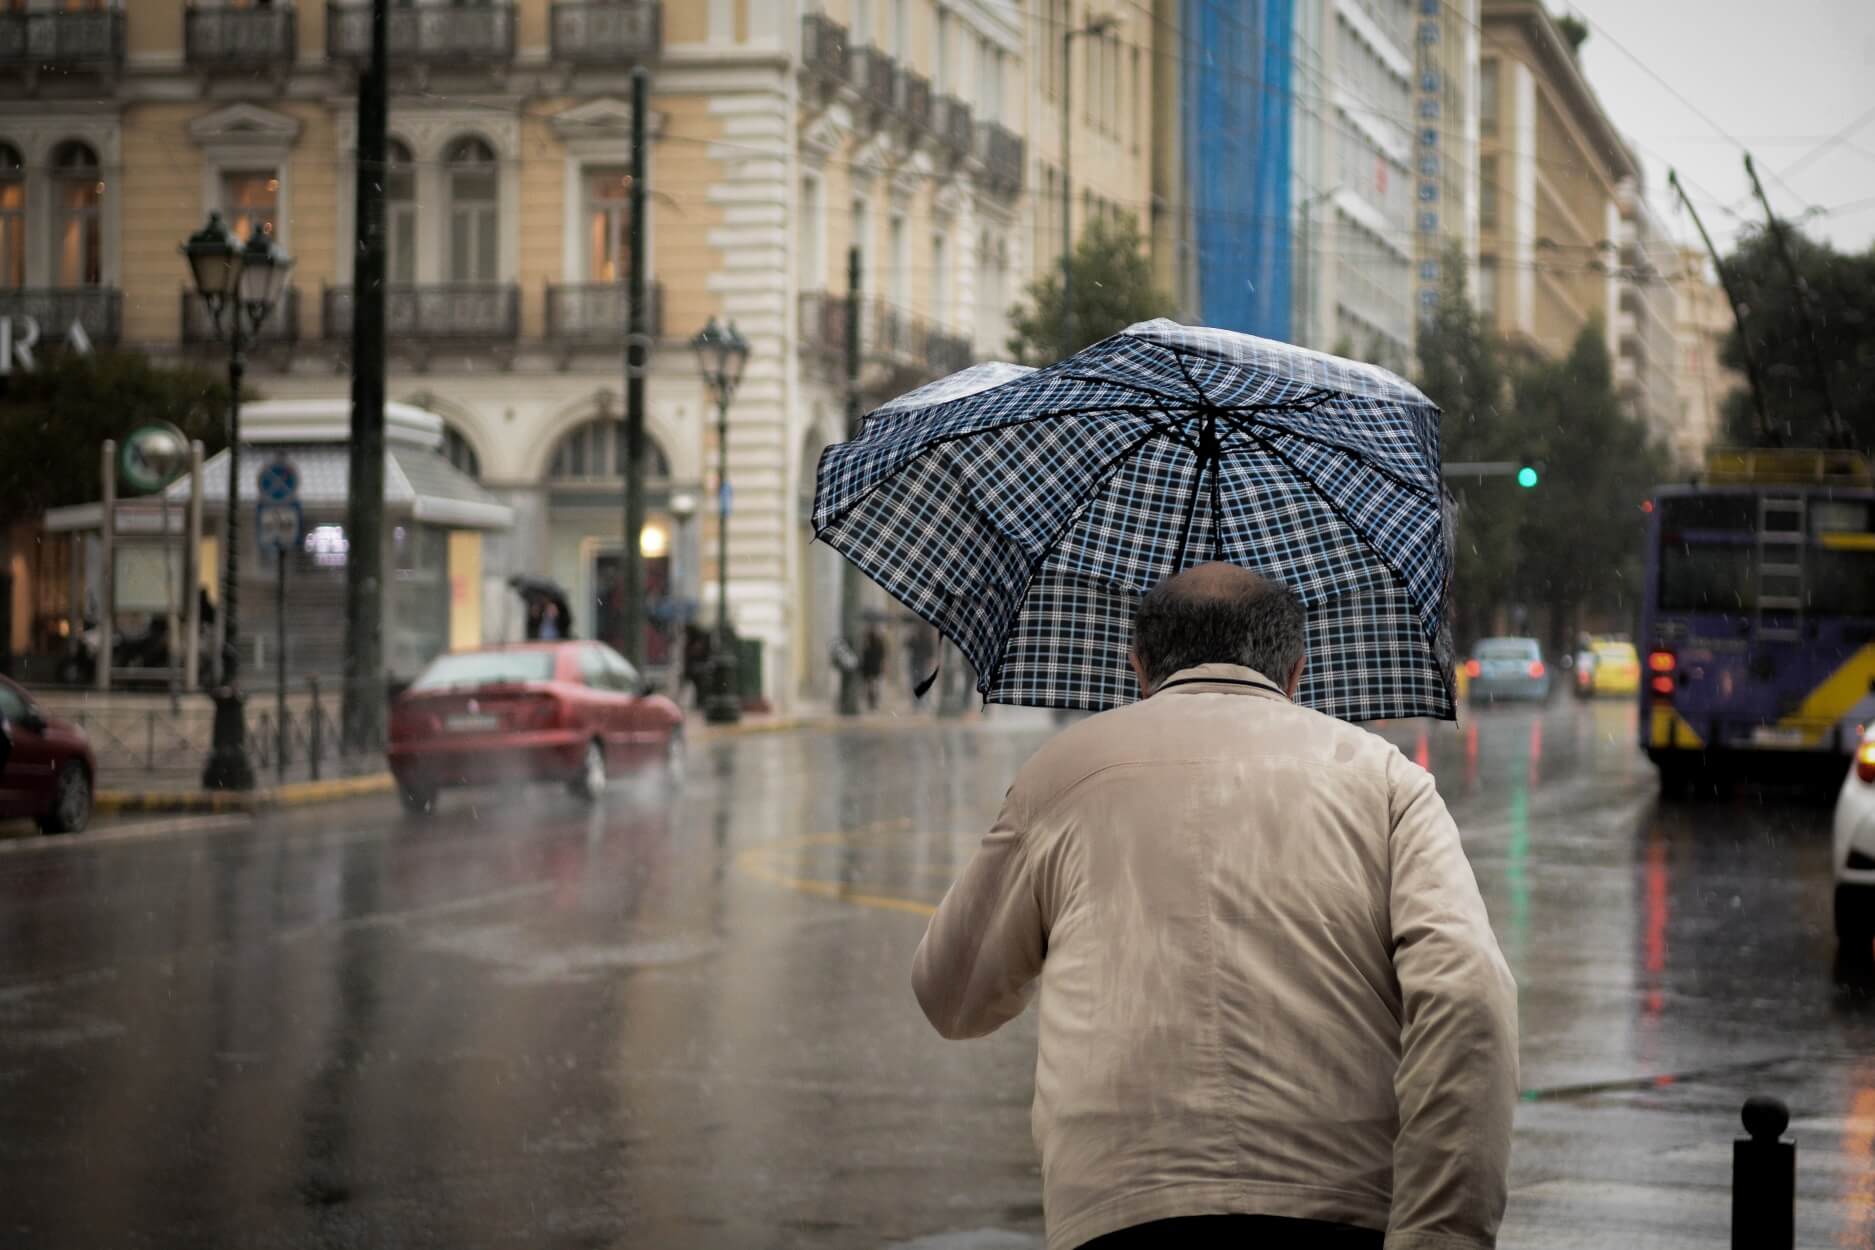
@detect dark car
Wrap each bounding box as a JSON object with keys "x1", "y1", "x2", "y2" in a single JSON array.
[
  {"x1": 387, "y1": 642, "x2": 684, "y2": 814},
  {"x1": 0, "y1": 677, "x2": 96, "y2": 834}
]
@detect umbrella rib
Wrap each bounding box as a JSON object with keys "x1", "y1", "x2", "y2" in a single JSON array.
[{"x1": 1212, "y1": 410, "x2": 1438, "y2": 500}]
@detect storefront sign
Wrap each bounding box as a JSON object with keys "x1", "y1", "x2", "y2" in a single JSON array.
[{"x1": 0, "y1": 315, "x2": 95, "y2": 376}]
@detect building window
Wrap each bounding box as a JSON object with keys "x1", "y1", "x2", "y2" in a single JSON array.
[
  {"x1": 888, "y1": 212, "x2": 906, "y2": 305},
  {"x1": 1479, "y1": 154, "x2": 1498, "y2": 229},
  {"x1": 584, "y1": 166, "x2": 632, "y2": 283},
  {"x1": 445, "y1": 135, "x2": 499, "y2": 285},
  {"x1": 1419, "y1": 153, "x2": 1438, "y2": 177},
  {"x1": 442, "y1": 424, "x2": 481, "y2": 479},
  {"x1": 1479, "y1": 58, "x2": 1498, "y2": 136},
  {"x1": 222, "y1": 170, "x2": 278, "y2": 242},
  {"x1": 930, "y1": 230, "x2": 948, "y2": 326},
  {"x1": 53, "y1": 141, "x2": 102, "y2": 288},
  {"x1": 0, "y1": 143, "x2": 21, "y2": 290},
  {"x1": 934, "y1": 6, "x2": 949, "y2": 93},
  {"x1": 889, "y1": 0, "x2": 906, "y2": 56},
  {"x1": 1419, "y1": 260, "x2": 1439, "y2": 282},
  {"x1": 1478, "y1": 255, "x2": 1497, "y2": 320},
  {"x1": 850, "y1": 196, "x2": 869, "y2": 285},
  {"x1": 1420, "y1": 127, "x2": 1438, "y2": 148},
  {"x1": 798, "y1": 173, "x2": 822, "y2": 289},
  {"x1": 386, "y1": 138, "x2": 416, "y2": 285},
  {"x1": 547, "y1": 419, "x2": 671, "y2": 481}
]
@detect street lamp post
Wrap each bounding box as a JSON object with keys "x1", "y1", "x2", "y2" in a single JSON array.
[
  {"x1": 182, "y1": 212, "x2": 294, "y2": 791},
  {"x1": 1059, "y1": 13, "x2": 1116, "y2": 357},
  {"x1": 690, "y1": 317, "x2": 750, "y2": 725}
]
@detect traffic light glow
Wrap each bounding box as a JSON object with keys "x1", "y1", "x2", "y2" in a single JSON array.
[{"x1": 1516, "y1": 466, "x2": 1539, "y2": 488}]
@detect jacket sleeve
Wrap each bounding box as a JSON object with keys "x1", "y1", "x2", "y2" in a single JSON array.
[
  {"x1": 1385, "y1": 752, "x2": 1520, "y2": 1250},
  {"x1": 910, "y1": 782, "x2": 1045, "y2": 1040}
]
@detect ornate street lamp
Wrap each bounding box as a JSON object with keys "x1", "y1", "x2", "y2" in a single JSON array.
[
  {"x1": 183, "y1": 213, "x2": 294, "y2": 790},
  {"x1": 690, "y1": 317, "x2": 750, "y2": 725}
]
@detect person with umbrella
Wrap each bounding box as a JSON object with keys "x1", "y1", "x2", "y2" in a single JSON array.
[{"x1": 817, "y1": 323, "x2": 1515, "y2": 1249}]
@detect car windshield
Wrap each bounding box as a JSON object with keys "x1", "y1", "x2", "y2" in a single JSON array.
[
  {"x1": 1593, "y1": 644, "x2": 1637, "y2": 663},
  {"x1": 410, "y1": 651, "x2": 555, "y2": 691},
  {"x1": 1474, "y1": 640, "x2": 1538, "y2": 660}
]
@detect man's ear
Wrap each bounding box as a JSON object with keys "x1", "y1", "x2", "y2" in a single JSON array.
[
  {"x1": 1285, "y1": 655, "x2": 1306, "y2": 700},
  {"x1": 1128, "y1": 649, "x2": 1153, "y2": 698}
]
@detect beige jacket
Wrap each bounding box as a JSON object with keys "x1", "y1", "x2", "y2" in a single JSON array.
[{"x1": 912, "y1": 664, "x2": 1518, "y2": 1250}]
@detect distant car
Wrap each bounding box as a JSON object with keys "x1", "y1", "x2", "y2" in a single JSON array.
[
  {"x1": 0, "y1": 676, "x2": 95, "y2": 834},
  {"x1": 1464, "y1": 637, "x2": 1551, "y2": 703},
  {"x1": 1585, "y1": 640, "x2": 1641, "y2": 698},
  {"x1": 1835, "y1": 734, "x2": 1875, "y2": 964},
  {"x1": 387, "y1": 642, "x2": 684, "y2": 814}
]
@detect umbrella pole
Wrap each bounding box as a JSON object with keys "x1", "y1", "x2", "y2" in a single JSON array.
[{"x1": 1172, "y1": 417, "x2": 1220, "y2": 575}]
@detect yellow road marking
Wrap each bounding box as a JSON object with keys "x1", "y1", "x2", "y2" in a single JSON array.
[{"x1": 733, "y1": 826, "x2": 953, "y2": 919}]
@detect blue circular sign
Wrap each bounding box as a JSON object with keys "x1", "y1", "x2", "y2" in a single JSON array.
[{"x1": 257, "y1": 459, "x2": 299, "y2": 503}]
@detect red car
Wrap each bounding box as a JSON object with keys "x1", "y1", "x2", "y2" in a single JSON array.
[
  {"x1": 387, "y1": 642, "x2": 684, "y2": 814},
  {"x1": 0, "y1": 676, "x2": 95, "y2": 834}
]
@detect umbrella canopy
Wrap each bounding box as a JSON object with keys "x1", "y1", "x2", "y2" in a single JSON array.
[
  {"x1": 812, "y1": 320, "x2": 1455, "y2": 721},
  {"x1": 508, "y1": 574, "x2": 576, "y2": 638}
]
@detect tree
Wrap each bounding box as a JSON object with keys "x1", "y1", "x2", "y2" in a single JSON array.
[
  {"x1": 0, "y1": 350, "x2": 233, "y2": 529},
  {"x1": 1006, "y1": 212, "x2": 1176, "y2": 365},
  {"x1": 1718, "y1": 221, "x2": 1875, "y2": 451}
]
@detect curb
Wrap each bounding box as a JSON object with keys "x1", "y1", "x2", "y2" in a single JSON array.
[{"x1": 95, "y1": 772, "x2": 393, "y2": 815}]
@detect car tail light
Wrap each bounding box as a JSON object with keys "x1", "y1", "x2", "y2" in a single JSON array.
[
  {"x1": 1857, "y1": 739, "x2": 1875, "y2": 785},
  {"x1": 1527, "y1": 661, "x2": 1545, "y2": 679},
  {"x1": 1465, "y1": 659, "x2": 1481, "y2": 679},
  {"x1": 1648, "y1": 650, "x2": 1676, "y2": 673}
]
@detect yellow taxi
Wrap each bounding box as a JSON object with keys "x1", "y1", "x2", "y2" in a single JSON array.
[{"x1": 1586, "y1": 640, "x2": 1641, "y2": 697}]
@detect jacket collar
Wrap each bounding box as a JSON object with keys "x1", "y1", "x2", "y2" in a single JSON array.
[{"x1": 1148, "y1": 663, "x2": 1291, "y2": 702}]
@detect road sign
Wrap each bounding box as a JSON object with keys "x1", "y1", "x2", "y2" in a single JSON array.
[
  {"x1": 257, "y1": 459, "x2": 300, "y2": 504},
  {"x1": 257, "y1": 500, "x2": 303, "y2": 555}
]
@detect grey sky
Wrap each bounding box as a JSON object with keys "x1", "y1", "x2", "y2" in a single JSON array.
[{"x1": 1563, "y1": 0, "x2": 1875, "y2": 255}]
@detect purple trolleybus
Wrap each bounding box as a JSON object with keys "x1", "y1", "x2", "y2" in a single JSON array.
[{"x1": 1640, "y1": 448, "x2": 1875, "y2": 793}]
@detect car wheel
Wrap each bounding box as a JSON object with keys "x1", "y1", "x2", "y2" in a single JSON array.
[
  {"x1": 1657, "y1": 761, "x2": 1697, "y2": 799},
  {"x1": 570, "y1": 739, "x2": 607, "y2": 802},
  {"x1": 1837, "y1": 885, "x2": 1875, "y2": 965},
  {"x1": 398, "y1": 783, "x2": 438, "y2": 816},
  {"x1": 37, "y1": 762, "x2": 92, "y2": 835}
]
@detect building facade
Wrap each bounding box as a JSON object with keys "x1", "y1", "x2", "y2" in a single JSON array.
[
  {"x1": 0, "y1": 0, "x2": 1037, "y2": 707},
  {"x1": 1614, "y1": 179, "x2": 1682, "y2": 452},
  {"x1": 1669, "y1": 246, "x2": 1741, "y2": 466},
  {"x1": 1411, "y1": 0, "x2": 1480, "y2": 330}
]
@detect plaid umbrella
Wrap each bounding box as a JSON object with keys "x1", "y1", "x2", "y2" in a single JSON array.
[{"x1": 812, "y1": 320, "x2": 1456, "y2": 721}]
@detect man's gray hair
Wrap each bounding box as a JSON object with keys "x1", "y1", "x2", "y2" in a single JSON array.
[{"x1": 1131, "y1": 562, "x2": 1306, "y2": 690}]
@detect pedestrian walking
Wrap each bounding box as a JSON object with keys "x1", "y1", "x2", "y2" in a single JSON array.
[
  {"x1": 905, "y1": 621, "x2": 936, "y2": 700},
  {"x1": 912, "y1": 563, "x2": 1518, "y2": 1250},
  {"x1": 860, "y1": 622, "x2": 887, "y2": 711}
]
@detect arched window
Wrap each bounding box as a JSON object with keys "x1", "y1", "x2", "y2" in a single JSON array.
[
  {"x1": 547, "y1": 419, "x2": 671, "y2": 482},
  {"x1": 441, "y1": 424, "x2": 481, "y2": 480},
  {"x1": 445, "y1": 135, "x2": 498, "y2": 284},
  {"x1": 386, "y1": 138, "x2": 415, "y2": 285},
  {"x1": 53, "y1": 141, "x2": 101, "y2": 288},
  {"x1": 0, "y1": 143, "x2": 22, "y2": 290}
]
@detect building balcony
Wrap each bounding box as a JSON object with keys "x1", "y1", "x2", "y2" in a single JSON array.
[
  {"x1": 977, "y1": 121, "x2": 1023, "y2": 195},
  {"x1": 896, "y1": 68, "x2": 932, "y2": 133},
  {"x1": 0, "y1": 287, "x2": 121, "y2": 348},
  {"x1": 326, "y1": 2, "x2": 514, "y2": 65},
  {"x1": 545, "y1": 280, "x2": 664, "y2": 348},
  {"x1": 798, "y1": 290, "x2": 852, "y2": 373},
  {"x1": 933, "y1": 94, "x2": 973, "y2": 161},
  {"x1": 180, "y1": 288, "x2": 301, "y2": 346},
  {"x1": 0, "y1": 9, "x2": 125, "y2": 73},
  {"x1": 322, "y1": 285, "x2": 520, "y2": 343},
  {"x1": 185, "y1": 5, "x2": 296, "y2": 71},
  {"x1": 849, "y1": 44, "x2": 896, "y2": 115},
  {"x1": 865, "y1": 298, "x2": 970, "y2": 378},
  {"x1": 800, "y1": 12, "x2": 847, "y2": 85},
  {"x1": 550, "y1": 1, "x2": 660, "y2": 66}
]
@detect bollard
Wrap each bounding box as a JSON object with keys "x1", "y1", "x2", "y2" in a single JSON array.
[
  {"x1": 1732, "y1": 1095, "x2": 1794, "y2": 1250},
  {"x1": 308, "y1": 676, "x2": 323, "y2": 782}
]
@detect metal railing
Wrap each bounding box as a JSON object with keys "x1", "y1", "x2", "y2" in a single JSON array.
[
  {"x1": 896, "y1": 68, "x2": 932, "y2": 133},
  {"x1": 800, "y1": 11, "x2": 847, "y2": 83},
  {"x1": 0, "y1": 9, "x2": 125, "y2": 70},
  {"x1": 798, "y1": 289, "x2": 851, "y2": 373},
  {"x1": 326, "y1": 2, "x2": 515, "y2": 64},
  {"x1": 933, "y1": 94, "x2": 974, "y2": 161},
  {"x1": 180, "y1": 287, "x2": 300, "y2": 346},
  {"x1": 550, "y1": 1, "x2": 660, "y2": 64},
  {"x1": 545, "y1": 280, "x2": 665, "y2": 345},
  {"x1": 801, "y1": 290, "x2": 971, "y2": 380},
  {"x1": 849, "y1": 43, "x2": 896, "y2": 113},
  {"x1": 184, "y1": 4, "x2": 296, "y2": 69},
  {"x1": 977, "y1": 121, "x2": 1024, "y2": 195},
  {"x1": 0, "y1": 288, "x2": 121, "y2": 347},
  {"x1": 323, "y1": 284, "x2": 520, "y2": 342}
]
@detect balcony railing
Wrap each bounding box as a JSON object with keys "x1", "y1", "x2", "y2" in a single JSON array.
[
  {"x1": 849, "y1": 44, "x2": 896, "y2": 114},
  {"x1": 326, "y1": 3, "x2": 514, "y2": 64},
  {"x1": 0, "y1": 10, "x2": 125, "y2": 71},
  {"x1": 180, "y1": 288, "x2": 300, "y2": 346},
  {"x1": 896, "y1": 69, "x2": 932, "y2": 133},
  {"x1": 185, "y1": 5, "x2": 296, "y2": 69},
  {"x1": 800, "y1": 12, "x2": 847, "y2": 84},
  {"x1": 797, "y1": 290, "x2": 851, "y2": 372},
  {"x1": 545, "y1": 281, "x2": 665, "y2": 345},
  {"x1": 977, "y1": 121, "x2": 1024, "y2": 195},
  {"x1": 0, "y1": 288, "x2": 121, "y2": 348},
  {"x1": 550, "y1": 1, "x2": 660, "y2": 65},
  {"x1": 933, "y1": 94, "x2": 973, "y2": 160},
  {"x1": 927, "y1": 329, "x2": 973, "y2": 377},
  {"x1": 863, "y1": 297, "x2": 970, "y2": 377},
  {"x1": 322, "y1": 285, "x2": 519, "y2": 342}
]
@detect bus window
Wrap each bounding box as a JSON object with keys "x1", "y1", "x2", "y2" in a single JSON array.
[
  {"x1": 1659, "y1": 494, "x2": 1756, "y2": 533},
  {"x1": 1659, "y1": 544, "x2": 1754, "y2": 613},
  {"x1": 1811, "y1": 499, "x2": 1872, "y2": 534},
  {"x1": 1809, "y1": 550, "x2": 1875, "y2": 617}
]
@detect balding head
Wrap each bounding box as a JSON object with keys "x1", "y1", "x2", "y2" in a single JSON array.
[{"x1": 1129, "y1": 562, "x2": 1307, "y2": 697}]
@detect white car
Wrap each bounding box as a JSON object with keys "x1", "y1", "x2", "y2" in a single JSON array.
[{"x1": 1836, "y1": 735, "x2": 1875, "y2": 964}]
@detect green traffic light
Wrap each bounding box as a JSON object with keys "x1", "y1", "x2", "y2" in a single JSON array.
[{"x1": 1516, "y1": 466, "x2": 1539, "y2": 488}]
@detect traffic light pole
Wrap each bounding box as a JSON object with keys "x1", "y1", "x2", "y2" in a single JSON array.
[{"x1": 1442, "y1": 461, "x2": 1537, "y2": 483}]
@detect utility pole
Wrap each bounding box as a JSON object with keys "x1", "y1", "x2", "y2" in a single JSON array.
[
  {"x1": 619, "y1": 66, "x2": 650, "y2": 666},
  {"x1": 837, "y1": 245, "x2": 864, "y2": 716},
  {"x1": 1669, "y1": 170, "x2": 1774, "y2": 446},
  {"x1": 1741, "y1": 154, "x2": 1850, "y2": 449},
  {"x1": 343, "y1": 0, "x2": 387, "y2": 753}
]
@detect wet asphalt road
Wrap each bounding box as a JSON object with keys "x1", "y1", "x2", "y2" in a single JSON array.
[{"x1": 2, "y1": 698, "x2": 1872, "y2": 1250}]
